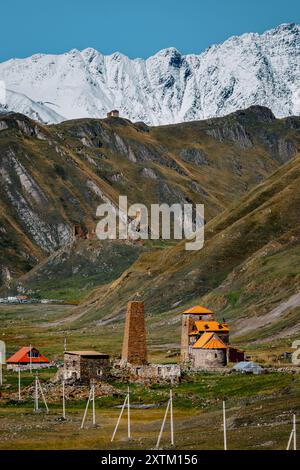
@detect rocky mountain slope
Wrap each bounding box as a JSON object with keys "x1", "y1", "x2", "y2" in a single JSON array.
[
  {"x1": 0, "y1": 24, "x2": 299, "y2": 124},
  {"x1": 0, "y1": 107, "x2": 300, "y2": 309},
  {"x1": 65, "y1": 151, "x2": 300, "y2": 345},
  {"x1": 1, "y1": 106, "x2": 300, "y2": 289}
]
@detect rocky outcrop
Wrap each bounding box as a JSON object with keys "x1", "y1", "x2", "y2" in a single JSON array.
[
  {"x1": 258, "y1": 131, "x2": 298, "y2": 163},
  {"x1": 0, "y1": 265, "x2": 11, "y2": 287},
  {"x1": 206, "y1": 123, "x2": 253, "y2": 149},
  {"x1": 180, "y1": 148, "x2": 209, "y2": 165}
]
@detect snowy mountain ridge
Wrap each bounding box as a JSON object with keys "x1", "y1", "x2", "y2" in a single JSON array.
[{"x1": 0, "y1": 23, "x2": 299, "y2": 125}]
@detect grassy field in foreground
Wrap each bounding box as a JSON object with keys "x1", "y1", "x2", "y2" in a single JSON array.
[
  {"x1": 0, "y1": 369, "x2": 299, "y2": 450},
  {"x1": 0, "y1": 304, "x2": 299, "y2": 449}
]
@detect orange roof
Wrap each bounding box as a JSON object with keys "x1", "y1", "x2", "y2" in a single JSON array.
[
  {"x1": 6, "y1": 346, "x2": 50, "y2": 364},
  {"x1": 190, "y1": 320, "x2": 229, "y2": 333},
  {"x1": 192, "y1": 332, "x2": 228, "y2": 349},
  {"x1": 183, "y1": 305, "x2": 214, "y2": 315}
]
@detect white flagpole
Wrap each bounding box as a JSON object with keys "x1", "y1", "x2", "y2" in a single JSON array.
[
  {"x1": 223, "y1": 401, "x2": 227, "y2": 451},
  {"x1": 62, "y1": 379, "x2": 66, "y2": 419},
  {"x1": 286, "y1": 414, "x2": 297, "y2": 450},
  {"x1": 0, "y1": 352, "x2": 2, "y2": 386},
  {"x1": 80, "y1": 388, "x2": 92, "y2": 429},
  {"x1": 111, "y1": 394, "x2": 128, "y2": 442},
  {"x1": 29, "y1": 344, "x2": 32, "y2": 374},
  {"x1": 18, "y1": 367, "x2": 21, "y2": 401},
  {"x1": 92, "y1": 381, "x2": 96, "y2": 426},
  {"x1": 64, "y1": 336, "x2": 67, "y2": 352},
  {"x1": 293, "y1": 414, "x2": 297, "y2": 450},
  {"x1": 34, "y1": 374, "x2": 39, "y2": 412},
  {"x1": 38, "y1": 377, "x2": 49, "y2": 413},
  {"x1": 156, "y1": 397, "x2": 171, "y2": 449},
  {"x1": 127, "y1": 386, "x2": 131, "y2": 439},
  {"x1": 170, "y1": 389, "x2": 174, "y2": 446},
  {"x1": 287, "y1": 429, "x2": 294, "y2": 450}
]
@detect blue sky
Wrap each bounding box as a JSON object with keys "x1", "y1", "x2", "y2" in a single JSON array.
[{"x1": 1, "y1": 0, "x2": 299, "y2": 61}]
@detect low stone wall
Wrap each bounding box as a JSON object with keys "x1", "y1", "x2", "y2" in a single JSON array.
[
  {"x1": 114, "y1": 363, "x2": 181, "y2": 383},
  {"x1": 7, "y1": 363, "x2": 52, "y2": 371}
]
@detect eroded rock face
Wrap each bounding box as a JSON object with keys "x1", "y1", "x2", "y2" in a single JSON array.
[
  {"x1": 0, "y1": 265, "x2": 11, "y2": 287},
  {"x1": 180, "y1": 148, "x2": 209, "y2": 166},
  {"x1": 206, "y1": 123, "x2": 253, "y2": 149},
  {"x1": 141, "y1": 168, "x2": 157, "y2": 179},
  {"x1": 0, "y1": 121, "x2": 8, "y2": 131},
  {"x1": 0, "y1": 149, "x2": 73, "y2": 253},
  {"x1": 258, "y1": 131, "x2": 298, "y2": 163}
]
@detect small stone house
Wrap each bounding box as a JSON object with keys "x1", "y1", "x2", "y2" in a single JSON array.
[
  {"x1": 107, "y1": 109, "x2": 119, "y2": 118},
  {"x1": 190, "y1": 332, "x2": 227, "y2": 368},
  {"x1": 64, "y1": 351, "x2": 110, "y2": 383}
]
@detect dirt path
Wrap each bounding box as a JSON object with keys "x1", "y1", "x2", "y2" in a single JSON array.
[{"x1": 41, "y1": 304, "x2": 96, "y2": 327}]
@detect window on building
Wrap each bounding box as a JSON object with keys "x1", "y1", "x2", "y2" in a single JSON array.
[
  {"x1": 97, "y1": 369, "x2": 103, "y2": 377},
  {"x1": 29, "y1": 350, "x2": 40, "y2": 358}
]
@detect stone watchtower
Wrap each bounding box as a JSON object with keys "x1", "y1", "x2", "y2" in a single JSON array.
[{"x1": 121, "y1": 301, "x2": 148, "y2": 365}]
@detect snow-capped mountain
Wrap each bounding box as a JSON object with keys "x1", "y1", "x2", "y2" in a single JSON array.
[
  {"x1": 0, "y1": 89, "x2": 64, "y2": 123},
  {"x1": 0, "y1": 23, "x2": 299, "y2": 125}
]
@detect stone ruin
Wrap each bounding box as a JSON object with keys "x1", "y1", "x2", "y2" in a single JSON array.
[
  {"x1": 119, "y1": 300, "x2": 181, "y2": 383},
  {"x1": 121, "y1": 301, "x2": 148, "y2": 366}
]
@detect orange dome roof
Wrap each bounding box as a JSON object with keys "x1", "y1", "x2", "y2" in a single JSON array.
[{"x1": 183, "y1": 305, "x2": 214, "y2": 315}]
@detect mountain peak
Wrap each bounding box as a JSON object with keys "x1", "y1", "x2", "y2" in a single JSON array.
[
  {"x1": 270, "y1": 22, "x2": 299, "y2": 33},
  {"x1": 230, "y1": 105, "x2": 276, "y2": 123},
  {"x1": 0, "y1": 24, "x2": 299, "y2": 125}
]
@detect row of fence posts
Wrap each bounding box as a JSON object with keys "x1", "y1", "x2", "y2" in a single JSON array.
[
  {"x1": 0, "y1": 342, "x2": 297, "y2": 450},
  {"x1": 13, "y1": 368, "x2": 298, "y2": 450}
]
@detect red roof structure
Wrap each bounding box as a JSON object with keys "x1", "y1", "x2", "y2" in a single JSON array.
[{"x1": 6, "y1": 346, "x2": 50, "y2": 364}]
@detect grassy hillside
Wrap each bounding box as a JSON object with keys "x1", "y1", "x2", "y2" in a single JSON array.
[
  {"x1": 1, "y1": 106, "x2": 299, "y2": 288},
  {"x1": 12, "y1": 239, "x2": 144, "y2": 302},
  {"x1": 66, "y1": 153, "x2": 300, "y2": 345}
]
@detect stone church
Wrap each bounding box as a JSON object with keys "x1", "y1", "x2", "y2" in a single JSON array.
[{"x1": 180, "y1": 305, "x2": 244, "y2": 368}]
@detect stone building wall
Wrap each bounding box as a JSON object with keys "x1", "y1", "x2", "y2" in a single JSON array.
[
  {"x1": 123, "y1": 363, "x2": 181, "y2": 383},
  {"x1": 191, "y1": 349, "x2": 227, "y2": 369},
  {"x1": 64, "y1": 353, "x2": 110, "y2": 382},
  {"x1": 64, "y1": 353, "x2": 81, "y2": 380},
  {"x1": 80, "y1": 356, "x2": 110, "y2": 382},
  {"x1": 180, "y1": 314, "x2": 195, "y2": 362},
  {"x1": 121, "y1": 301, "x2": 147, "y2": 365}
]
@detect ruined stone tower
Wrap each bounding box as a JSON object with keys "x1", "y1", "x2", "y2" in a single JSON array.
[{"x1": 121, "y1": 301, "x2": 148, "y2": 365}]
